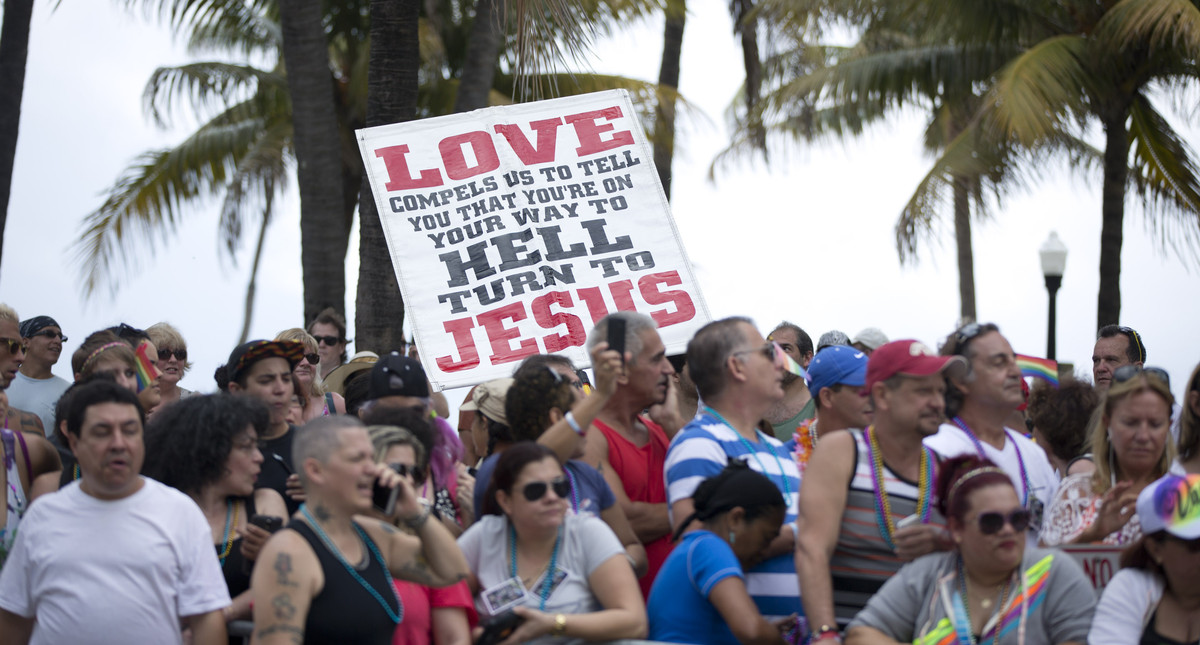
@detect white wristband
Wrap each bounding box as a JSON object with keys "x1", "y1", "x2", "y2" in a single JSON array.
[{"x1": 565, "y1": 411, "x2": 584, "y2": 436}]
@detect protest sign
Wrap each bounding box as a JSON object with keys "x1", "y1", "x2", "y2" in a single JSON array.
[
  {"x1": 1061, "y1": 544, "x2": 1123, "y2": 596},
  {"x1": 357, "y1": 90, "x2": 711, "y2": 389}
]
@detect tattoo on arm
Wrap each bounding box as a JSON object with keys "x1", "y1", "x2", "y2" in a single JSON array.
[
  {"x1": 272, "y1": 593, "x2": 297, "y2": 620},
  {"x1": 255, "y1": 624, "x2": 304, "y2": 644},
  {"x1": 274, "y1": 552, "x2": 297, "y2": 587},
  {"x1": 378, "y1": 521, "x2": 398, "y2": 534},
  {"x1": 396, "y1": 558, "x2": 438, "y2": 586}
]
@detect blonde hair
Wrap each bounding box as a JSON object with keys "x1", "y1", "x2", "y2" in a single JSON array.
[
  {"x1": 1089, "y1": 372, "x2": 1176, "y2": 494},
  {"x1": 275, "y1": 328, "x2": 323, "y2": 400},
  {"x1": 0, "y1": 303, "x2": 18, "y2": 325},
  {"x1": 147, "y1": 322, "x2": 192, "y2": 374}
]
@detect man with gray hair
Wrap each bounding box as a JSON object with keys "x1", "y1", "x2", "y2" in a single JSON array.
[
  {"x1": 582, "y1": 311, "x2": 681, "y2": 598},
  {"x1": 1092, "y1": 324, "x2": 1145, "y2": 392},
  {"x1": 765, "y1": 321, "x2": 816, "y2": 439},
  {"x1": 665, "y1": 316, "x2": 802, "y2": 621}
]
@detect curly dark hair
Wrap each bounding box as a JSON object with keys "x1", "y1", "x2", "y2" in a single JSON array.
[
  {"x1": 1026, "y1": 380, "x2": 1099, "y2": 463},
  {"x1": 142, "y1": 394, "x2": 269, "y2": 494},
  {"x1": 507, "y1": 366, "x2": 575, "y2": 443}
]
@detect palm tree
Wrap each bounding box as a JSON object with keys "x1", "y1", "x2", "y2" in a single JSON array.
[
  {"x1": 0, "y1": 0, "x2": 36, "y2": 278},
  {"x1": 654, "y1": 0, "x2": 686, "y2": 199}
]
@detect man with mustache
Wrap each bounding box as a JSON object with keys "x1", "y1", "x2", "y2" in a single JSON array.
[
  {"x1": 796, "y1": 340, "x2": 964, "y2": 639},
  {"x1": 0, "y1": 379, "x2": 229, "y2": 643},
  {"x1": 6, "y1": 316, "x2": 71, "y2": 435},
  {"x1": 925, "y1": 323, "x2": 1060, "y2": 538},
  {"x1": 582, "y1": 312, "x2": 682, "y2": 598}
]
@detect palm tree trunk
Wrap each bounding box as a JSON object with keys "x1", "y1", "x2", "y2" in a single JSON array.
[
  {"x1": 1097, "y1": 110, "x2": 1129, "y2": 328},
  {"x1": 0, "y1": 0, "x2": 34, "y2": 277},
  {"x1": 239, "y1": 196, "x2": 273, "y2": 345},
  {"x1": 280, "y1": 0, "x2": 348, "y2": 327},
  {"x1": 734, "y1": 0, "x2": 765, "y2": 151},
  {"x1": 454, "y1": 0, "x2": 502, "y2": 112},
  {"x1": 653, "y1": 0, "x2": 686, "y2": 199},
  {"x1": 355, "y1": 0, "x2": 418, "y2": 353},
  {"x1": 952, "y1": 173, "x2": 976, "y2": 323}
]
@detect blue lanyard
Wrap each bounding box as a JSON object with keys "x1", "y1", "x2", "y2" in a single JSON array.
[{"x1": 701, "y1": 406, "x2": 791, "y2": 501}]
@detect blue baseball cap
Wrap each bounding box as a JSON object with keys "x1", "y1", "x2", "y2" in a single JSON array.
[{"x1": 806, "y1": 345, "x2": 869, "y2": 400}]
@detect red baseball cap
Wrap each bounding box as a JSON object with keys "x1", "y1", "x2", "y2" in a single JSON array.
[{"x1": 864, "y1": 340, "x2": 966, "y2": 391}]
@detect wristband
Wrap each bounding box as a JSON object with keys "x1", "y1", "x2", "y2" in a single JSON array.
[
  {"x1": 565, "y1": 411, "x2": 584, "y2": 436},
  {"x1": 551, "y1": 613, "x2": 567, "y2": 636}
]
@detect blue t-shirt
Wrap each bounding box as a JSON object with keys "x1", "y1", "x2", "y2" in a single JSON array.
[
  {"x1": 647, "y1": 530, "x2": 744, "y2": 644},
  {"x1": 664, "y1": 410, "x2": 802, "y2": 619},
  {"x1": 474, "y1": 455, "x2": 614, "y2": 518}
]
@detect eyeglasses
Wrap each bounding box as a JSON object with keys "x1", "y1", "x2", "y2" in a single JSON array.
[
  {"x1": 1113, "y1": 365, "x2": 1171, "y2": 389},
  {"x1": 303, "y1": 352, "x2": 320, "y2": 365},
  {"x1": 733, "y1": 341, "x2": 780, "y2": 363},
  {"x1": 545, "y1": 366, "x2": 583, "y2": 390},
  {"x1": 521, "y1": 477, "x2": 570, "y2": 502},
  {"x1": 313, "y1": 335, "x2": 341, "y2": 346},
  {"x1": 30, "y1": 330, "x2": 67, "y2": 342},
  {"x1": 976, "y1": 509, "x2": 1032, "y2": 535},
  {"x1": 388, "y1": 462, "x2": 426, "y2": 484},
  {"x1": 157, "y1": 348, "x2": 187, "y2": 362},
  {"x1": 0, "y1": 337, "x2": 26, "y2": 355}
]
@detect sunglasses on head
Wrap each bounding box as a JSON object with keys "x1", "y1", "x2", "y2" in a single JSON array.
[
  {"x1": 30, "y1": 330, "x2": 67, "y2": 342},
  {"x1": 545, "y1": 366, "x2": 583, "y2": 391},
  {"x1": 389, "y1": 462, "x2": 426, "y2": 484},
  {"x1": 0, "y1": 337, "x2": 26, "y2": 355},
  {"x1": 313, "y1": 335, "x2": 341, "y2": 346},
  {"x1": 1116, "y1": 326, "x2": 1147, "y2": 363},
  {"x1": 977, "y1": 509, "x2": 1032, "y2": 535},
  {"x1": 157, "y1": 348, "x2": 187, "y2": 361},
  {"x1": 1113, "y1": 365, "x2": 1170, "y2": 389},
  {"x1": 522, "y1": 477, "x2": 570, "y2": 502}
]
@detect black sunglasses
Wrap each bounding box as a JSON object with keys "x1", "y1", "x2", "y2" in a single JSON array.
[
  {"x1": 545, "y1": 366, "x2": 583, "y2": 391},
  {"x1": 157, "y1": 348, "x2": 187, "y2": 361},
  {"x1": 389, "y1": 462, "x2": 426, "y2": 484},
  {"x1": 522, "y1": 477, "x2": 570, "y2": 502},
  {"x1": 0, "y1": 337, "x2": 26, "y2": 355},
  {"x1": 977, "y1": 509, "x2": 1032, "y2": 535},
  {"x1": 313, "y1": 335, "x2": 342, "y2": 346},
  {"x1": 30, "y1": 330, "x2": 67, "y2": 342},
  {"x1": 1113, "y1": 365, "x2": 1170, "y2": 389},
  {"x1": 303, "y1": 352, "x2": 320, "y2": 365}
]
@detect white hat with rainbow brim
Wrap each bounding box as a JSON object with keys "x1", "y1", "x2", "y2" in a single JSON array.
[{"x1": 1137, "y1": 473, "x2": 1200, "y2": 540}]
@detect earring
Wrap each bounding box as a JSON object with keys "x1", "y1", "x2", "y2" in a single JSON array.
[{"x1": 728, "y1": 531, "x2": 736, "y2": 544}]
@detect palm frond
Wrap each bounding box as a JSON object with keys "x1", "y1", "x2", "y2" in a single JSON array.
[
  {"x1": 1127, "y1": 93, "x2": 1200, "y2": 262},
  {"x1": 1098, "y1": 0, "x2": 1200, "y2": 60},
  {"x1": 986, "y1": 34, "x2": 1089, "y2": 145},
  {"x1": 142, "y1": 62, "x2": 285, "y2": 128}
]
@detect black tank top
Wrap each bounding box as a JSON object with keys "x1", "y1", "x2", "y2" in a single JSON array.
[
  {"x1": 288, "y1": 519, "x2": 400, "y2": 645},
  {"x1": 216, "y1": 495, "x2": 257, "y2": 597}
]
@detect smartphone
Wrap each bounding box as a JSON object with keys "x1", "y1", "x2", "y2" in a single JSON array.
[
  {"x1": 607, "y1": 317, "x2": 626, "y2": 364},
  {"x1": 476, "y1": 610, "x2": 525, "y2": 645},
  {"x1": 372, "y1": 478, "x2": 401, "y2": 516},
  {"x1": 249, "y1": 514, "x2": 283, "y2": 534}
]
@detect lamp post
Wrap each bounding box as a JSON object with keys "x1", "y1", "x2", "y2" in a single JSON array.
[{"x1": 1039, "y1": 231, "x2": 1068, "y2": 360}]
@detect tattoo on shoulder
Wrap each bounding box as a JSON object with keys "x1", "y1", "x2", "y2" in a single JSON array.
[
  {"x1": 312, "y1": 505, "x2": 331, "y2": 522},
  {"x1": 274, "y1": 552, "x2": 297, "y2": 587},
  {"x1": 255, "y1": 624, "x2": 304, "y2": 644}
]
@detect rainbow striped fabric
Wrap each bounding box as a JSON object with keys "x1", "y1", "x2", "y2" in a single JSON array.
[
  {"x1": 1015, "y1": 354, "x2": 1058, "y2": 386},
  {"x1": 134, "y1": 343, "x2": 161, "y2": 392}
]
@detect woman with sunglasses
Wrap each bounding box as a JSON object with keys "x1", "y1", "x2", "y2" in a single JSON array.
[
  {"x1": 307, "y1": 307, "x2": 350, "y2": 381},
  {"x1": 847, "y1": 456, "x2": 1095, "y2": 644},
  {"x1": 141, "y1": 393, "x2": 288, "y2": 624},
  {"x1": 367, "y1": 424, "x2": 476, "y2": 645},
  {"x1": 276, "y1": 328, "x2": 346, "y2": 421},
  {"x1": 1176, "y1": 362, "x2": 1200, "y2": 475},
  {"x1": 1041, "y1": 367, "x2": 1175, "y2": 547},
  {"x1": 1090, "y1": 473, "x2": 1200, "y2": 645},
  {"x1": 147, "y1": 322, "x2": 194, "y2": 408},
  {"x1": 648, "y1": 461, "x2": 790, "y2": 645},
  {"x1": 459, "y1": 442, "x2": 647, "y2": 644}
]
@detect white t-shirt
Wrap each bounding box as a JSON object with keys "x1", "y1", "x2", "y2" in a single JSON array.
[
  {"x1": 4, "y1": 372, "x2": 70, "y2": 437},
  {"x1": 458, "y1": 513, "x2": 624, "y2": 644},
  {"x1": 1088, "y1": 568, "x2": 1163, "y2": 644},
  {"x1": 0, "y1": 478, "x2": 230, "y2": 644},
  {"x1": 925, "y1": 423, "x2": 1059, "y2": 537}
]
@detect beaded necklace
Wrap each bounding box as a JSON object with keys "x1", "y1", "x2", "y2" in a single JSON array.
[
  {"x1": 299, "y1": 504, "x2": 403, "y2": 624},
  {"x1": 955, "y1": 556, "x2": 1012, "y2": 645},
  {"x1": 563, "y1": 467, "x2": 580, "y2": 513},
  {"x1": 508, "y1": 522, "x2": 561, "y2": 610},
  {"x1": 217, "y1": 499, "x2": 241, "y2": 567},
  {"x1": 863, "y1": 426, "x2": 933, "y2": 550},
  {"x1": 702, "y1": 407, "x2": 792, "y2": 501},
  {"x1": 950, "y1": 417, "x2": 1030, "y2": 506},
  {"x1": 72, "y1": 464, "x2": 81, "y2": 481}
]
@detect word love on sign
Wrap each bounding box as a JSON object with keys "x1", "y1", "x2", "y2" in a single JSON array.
[{"x1": 358, "y1": 90, "x2": 711, "y2": 389}]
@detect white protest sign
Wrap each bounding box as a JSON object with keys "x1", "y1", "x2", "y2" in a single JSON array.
[
  {"x1": 1061, "y1": 544, "x2": 1123, "y2": 596},
  {"x1": 357, "y1": 90, "x2": 710, "y2": 389}
]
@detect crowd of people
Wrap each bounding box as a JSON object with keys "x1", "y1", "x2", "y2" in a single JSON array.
[{"x1": 0, "y1": 303, "x2": 1197, "y2": 645}]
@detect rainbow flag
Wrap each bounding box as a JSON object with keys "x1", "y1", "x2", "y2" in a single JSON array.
[
  {"x1": 780, "y1": 349, "x2": 810, "y2": 381},
  {"x1": 134, "y1": 343, "x2": 162, "y2": 392},
  {"x1": 1016, "y1": 354, "x2": 1058, "y2": 386}
]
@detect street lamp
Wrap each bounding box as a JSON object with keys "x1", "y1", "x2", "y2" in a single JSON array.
[{"x1": 1039, "y1": 231, "x2": 1068, "y2": 360}]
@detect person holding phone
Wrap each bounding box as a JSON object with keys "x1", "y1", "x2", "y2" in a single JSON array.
[
  {"x1": 250, "y1": 415, "x2": 468, "y2": 645},
  {"x1": 142, "y1": 393, "x2": 288, "y2": 623}
]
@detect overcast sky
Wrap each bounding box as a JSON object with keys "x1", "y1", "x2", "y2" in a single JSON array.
[{"x1": 3, "y1": 1, "x2": 1199, "y2": 412}]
